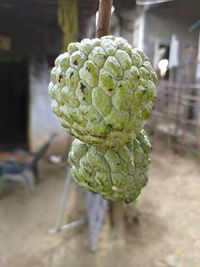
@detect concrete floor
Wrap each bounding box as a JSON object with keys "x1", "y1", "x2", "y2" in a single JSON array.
[{"x1": 0, "y1": 145, "x2": 200, "y2": 267}]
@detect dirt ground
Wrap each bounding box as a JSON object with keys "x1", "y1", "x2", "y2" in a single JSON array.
[{"x1": 0, "y1": 144, "x2": 200, "y2": 267}]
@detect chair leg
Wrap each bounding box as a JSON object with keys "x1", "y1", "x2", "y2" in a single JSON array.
[
  {"x1": 23, "y1": 170, "x2": 35, "y2": 192},
  {"x1": 33, "y1": 165, "x2": 39, "y2": 183}
]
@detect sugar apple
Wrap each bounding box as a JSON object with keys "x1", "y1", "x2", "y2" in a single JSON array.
[
  {"x1": 68, "y1": 130, "x2": 151, "y2": 203},
  {"x1": 49, "y1": 36, "x2": 157, "y2": 148}
]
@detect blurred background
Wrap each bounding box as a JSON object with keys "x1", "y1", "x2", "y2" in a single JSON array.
[{"x1": 0, "y1": 0, "x2": 200, "y2": 266}]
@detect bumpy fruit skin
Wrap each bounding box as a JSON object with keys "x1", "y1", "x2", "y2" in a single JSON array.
[
  {"x1": 49, "y1": 36, "x2": 157, "y2": 148},
  {"x1": 68, "y1": 130, "x2": 151, "y2": 203}
]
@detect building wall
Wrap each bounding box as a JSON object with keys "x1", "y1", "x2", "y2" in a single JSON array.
[
  {"x1": 143, "y1": 10, "x2": 199, "y2": 63},
  {"x1": 132, "y1": 12, "x2": 145, "y2": 49},
  {"x1": 29, "y1": 59, "x2": 68, "y2": 151}
]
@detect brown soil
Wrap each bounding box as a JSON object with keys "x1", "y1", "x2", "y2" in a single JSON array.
[{"x1": 0, "y1": 144, "x2": 200, "y2": 267}]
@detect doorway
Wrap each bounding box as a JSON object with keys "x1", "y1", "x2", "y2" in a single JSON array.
[{"x1": 0, "y1": 57, "x2": 28, "y2": 150}]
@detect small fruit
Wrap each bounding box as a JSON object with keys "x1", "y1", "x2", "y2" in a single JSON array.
[{"x1": 68, "y1": 130, "x2": 151, "y2": 203}]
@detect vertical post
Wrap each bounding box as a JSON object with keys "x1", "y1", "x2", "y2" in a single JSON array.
[
  {"x1": 196, "y1": 30, "x2": 200, "y2": 82},
  {"x1": 96, "y1": 0, "x2": 124, "y2": 238},
  {"x1": 195, "y1": 31, "x2": 200, "y2": 154}
]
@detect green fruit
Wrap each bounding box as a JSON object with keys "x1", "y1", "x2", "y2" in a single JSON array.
[
  {"x1": 49, "y1": 36, "x2": 157, "y2": 148},
  {"x1": 68, "y1": 130, "x2": 151, "y2": 203}
]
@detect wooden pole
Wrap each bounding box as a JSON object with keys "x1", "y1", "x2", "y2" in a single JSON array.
[
  {"x1": 96, "y1": 0, "x2": 124, "y2": 239},
  {"x1": 96, "y1": 0, "x2": 113, "y2": 38}
]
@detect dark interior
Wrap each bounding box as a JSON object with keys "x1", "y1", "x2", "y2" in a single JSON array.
[{"x1": 0, "y1": 58, "x2": 28, "y2": 150}]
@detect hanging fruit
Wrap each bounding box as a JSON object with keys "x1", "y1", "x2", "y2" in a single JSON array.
[
  {"x1": 49, "y1": 36, "x2": 157, "y2": 148},
  {"x1": 68, "y1": 130, "x2": 151, "y2": 203}
]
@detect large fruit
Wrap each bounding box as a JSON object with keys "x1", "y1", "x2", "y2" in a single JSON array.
[
  {"x1": 68, "y1": 130, "x2": 151, "y2": 203},
  {"x1": 49, "y1": 36, "x2": 157, "y2": 148}
]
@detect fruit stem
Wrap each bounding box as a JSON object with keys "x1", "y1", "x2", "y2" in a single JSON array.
[{"x1": 96, "y1": 0, "x2": 113, "y2": 38}]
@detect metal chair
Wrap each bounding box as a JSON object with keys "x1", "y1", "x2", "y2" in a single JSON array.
[{"x1": 0, "y1": 133, "x2": 58, "y2": 196}]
